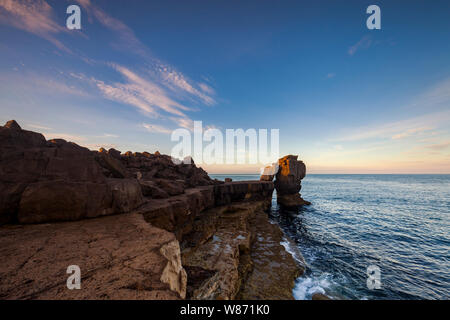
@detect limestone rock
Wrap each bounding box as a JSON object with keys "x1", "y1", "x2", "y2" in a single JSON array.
[
  {"x1": 107, "y1": 148, "x2": 122, "y2": 160},
  {"x1": 312, "y1": 292, "x2": 331, "y2": 300},
  {"x1": 274, "y1": 155, "x2": 309, "y2": 207},
  {"x1": 277, "y1": 194, "x2": 311, "y2": 207},
  {"x1": 259, "y1": 163, "x2": 279, "y2": 182},
  {"x1": 95, "y1": 150, "x2": 128, "y2": 178},
  {"x1": 18, "y1": 181, "x2": 113, "y2": 223},
  {"x1": 0, "y1": 213, "x2": 186, "y2": 299},
  {"x1": 0, "y1": 120, "x2": 146, "y2": 224},
  {"x1": 155, "y1": 179, "x2": 185, "y2": 196},
  {"x1": 274, "y1": 155, "x2": 305, "y2": 195},
  {"x1": 238, "y1": 205, "x2": 304, "y2": 299},
  {"x1": 159, "y1": 240, "x2": 187, "y2": 299},
  {"x1": 181, "y1": 201, "x2": 303, "y2": 300},
  {"x1": 4, "y1": 120, "x2": 21, "y2": 130},
  {"x1": 139, "y1": 180, "x2": 170, "y2": 199},
  {"x1": 107, "y1": 178, "x2": 144, "y2": 213}
]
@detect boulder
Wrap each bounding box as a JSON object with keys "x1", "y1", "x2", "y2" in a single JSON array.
[
  {"x1": 107, "y1": 178, "x2": 144, "y2": 213},
  {"x1": 139, "y1": 180, "x2": 170, "y2": 199},
  {"x1": 94, "y1": 150, "x2": 128, "y2": 178},
  {"x1": 18, "y1": 181, "x2": 113, "y2": 223},
  {"x1": 107, "y1": 148, "x2": 122, "y2": 160},
  {"x1": 156, "y1": 179, "x2": 185, "y2": 196},
  {"x1": 0, "y1": 120, "x2": 46, "y2": 149}
]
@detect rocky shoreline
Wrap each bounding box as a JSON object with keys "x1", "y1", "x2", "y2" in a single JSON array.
[{"x1": 0, "y1": 120, "x2": 309, "y2": 300}]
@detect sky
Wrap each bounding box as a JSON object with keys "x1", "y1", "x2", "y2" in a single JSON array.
[{"x1": 0, "y1": 0, "x2": 449, "y2": 173}]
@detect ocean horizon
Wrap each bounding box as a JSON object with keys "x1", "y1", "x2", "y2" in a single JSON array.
[{"x1": 210, "y1": 173, "x2": 450, "y2": 300}]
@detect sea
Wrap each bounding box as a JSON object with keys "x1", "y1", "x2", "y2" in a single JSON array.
[{"x1": 209, "y1": 174, "x2": 450, "y2": 300}]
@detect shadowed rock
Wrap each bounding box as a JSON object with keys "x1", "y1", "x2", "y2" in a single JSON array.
[{"x1": 0, "y1": 120, "x2": 216, "y2": 225}]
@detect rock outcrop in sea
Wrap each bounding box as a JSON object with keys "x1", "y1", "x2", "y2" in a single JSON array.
[
  {"x1": 261, "y1": 155, "x2": 311, "y2": 207},
  {"x1": 0, "y1": 120, "x2": 307, "y2": 300}
]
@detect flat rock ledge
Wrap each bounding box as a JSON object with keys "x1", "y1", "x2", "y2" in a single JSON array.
[{"x1": 0, "y1": 213, "x2": 186, "y2": 299}]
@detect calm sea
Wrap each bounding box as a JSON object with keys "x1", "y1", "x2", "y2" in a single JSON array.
[{"x1": 210, "y1": 174, "x2": 450, "y2": 300}]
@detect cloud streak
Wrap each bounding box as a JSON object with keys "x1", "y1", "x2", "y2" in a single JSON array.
[
  {"x1": 0, "y1": 0, "x2": 70, "y2": 52},
  {"x1": 348, "y1": 35, "x2": 372, "y2": 56},
  {"x1": 333, "y1": 110, "x2": 450, "y2": 142},
  {"x1": 77, "y1": 0, "x2": 216, "y2": 106},
  {"x1": 142, "y1": 123, "x2": 172, "y2": 134},
  {"x1": 87, "y1": 64, "x2": 193, "y2": 120}
]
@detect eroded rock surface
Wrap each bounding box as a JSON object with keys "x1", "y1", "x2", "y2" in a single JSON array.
[
  {"x1": 0, "y1": 213, "x2": 186, "y2": 299},
  {"x1": 0, "y1": 120, "x2": 218, "y2": 225},
  {"x1": 180, "y1": 201, "x2": 304, "y2": 300}
]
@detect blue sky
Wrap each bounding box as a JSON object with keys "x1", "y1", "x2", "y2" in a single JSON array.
[{"x1": 0, "y1": 0, "x2": 449, "y2": 173}]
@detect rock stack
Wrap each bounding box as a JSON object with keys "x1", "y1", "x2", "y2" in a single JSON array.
[{"x1": 261, "y1": 155, "x2": 311, "y2": 207}]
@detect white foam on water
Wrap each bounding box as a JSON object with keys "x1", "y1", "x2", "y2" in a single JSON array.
[
  {"x1": 293, "y1": 273, "x2": 334, "y2": 300},
  {"x1": 280, "y1": 238, "x2": 307, "y2": 267}
]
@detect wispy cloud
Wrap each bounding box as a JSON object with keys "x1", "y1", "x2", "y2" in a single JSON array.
[
  {"x1": 0, "y1": 0, "x2": 70, "y2": 52},
  {"x1": 411, "y1": 77, "x2": 450, "y2": 109},
  {"x1": 42, "y1": 132, "x2": 87, "y2": 143},
  {"x1": 333, "y1": 110, "x2": 450, "y2": 142},
  {"x1": 391, "y1": 126, "x2": 434, "y2": 140},
  {"x1": 0, "y1": 71, "x2": 91, "y2": 97},
  {"x1": 348, "y1": 35, "x2": 372, "y2": 56},
  {"x1": 199, "y1": 82, "x2": 216, "y2": 95},
  {"x1": 77, "y1": 0, "x2": 216, "y2": 106},
  {"x1": 169, "y1": 116, "x2": 194, "y2": 130},
  {"x1": 142, "y1": 123, "x2": 172, "y2": 134},
  {"x1": 88, "y1": 64, "x2": 192, "y2": 120},
  {"x1": 156, "y1": 64, "x2": 216, "y2": 105},
  {"x1": 425, "y1": 141, "x2": 450, "y2": 151},
  {"x1": 1, "y1": 0, "x2": 217, "y2": 135},
  {"x1": 41, "y1": 130, "x2": 119, "y2": 151},
  {"x1": 76, "y1": 0, "x2": 147, "y2": 57},
  {"x1": 25, "y1": 123, "x2": 52, "y2": 131}
]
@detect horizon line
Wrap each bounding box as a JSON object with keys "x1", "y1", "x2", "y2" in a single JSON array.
[{"x1": 208, "y1": 172, "x2": 450, "y2": 175}]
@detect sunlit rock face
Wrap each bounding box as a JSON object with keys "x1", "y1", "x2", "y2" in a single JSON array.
[{"x1": 273, "y1": 155, "x2": 310, "y2": 207}]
